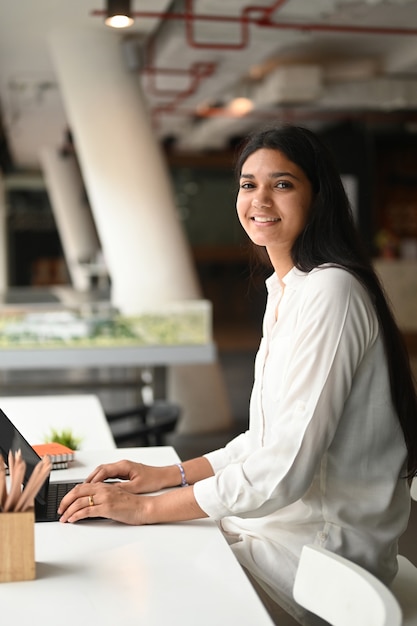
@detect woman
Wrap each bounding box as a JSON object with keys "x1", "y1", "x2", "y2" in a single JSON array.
[{"x1": 59, "y1": 125, "x2": 417, "y2": 625}]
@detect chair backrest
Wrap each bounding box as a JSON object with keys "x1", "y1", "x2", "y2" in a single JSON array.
[
  {"x1": 293, "y1": 544, "x2": 402, "y2": 626},
  {"x1": 391, "y1": 555, "x2": 417, "y2": 626},
  {"x1": 410, "y1": 477, "x2": 417, "y2": 502},
  {"x1": 389, "y1": 477, "x2": 417, "y2": 625},
  {"x1": 106, "y1": 400, "x2": 180, "y2": 446}
]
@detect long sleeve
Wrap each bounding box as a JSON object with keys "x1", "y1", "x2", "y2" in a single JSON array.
[
  {"x1": 204, "y1": 431, "x2": 257, "y2": 473},
  {"x1": 194, "y1": 267, "x2": 392, "y2": 520}
]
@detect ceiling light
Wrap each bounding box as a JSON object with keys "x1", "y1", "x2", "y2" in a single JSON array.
[
  {"x1": 105, "y1": 0, "x2": 134, "y2": 29},
  {"x1": 227, "y1": 97, "x2": 254, "y2": 117}
]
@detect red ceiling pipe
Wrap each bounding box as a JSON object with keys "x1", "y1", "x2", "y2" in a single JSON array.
[
  {"x1": 148, "y1": 1, "x2": 287, "y2": 125},
  {"x1": 143, "y1": 36, "x2": 216, "y2": 97},
  {"x1": 91, "y1": 2, "x2": 417, "y2": 125},
  {"x1": 145, "y1": 61, "x2": 216, "y2": 97},
  {"x1": 150, "y1": 64, "x2": 218, "y2": 127},
  {"x1": 256, "y1": 0, "x2": 289, "y2": 20},
  {"x1": 184, "y1": 0, "x2": 248, "y2": 50},
  {"x1": 92, "y1": 6, "x2": 417, "y2": 37},
  {"x1": 258, "y1": 21, "x2": 417, "y2": 36},
  {"x1": 184, "y1": 0, "x2": 289, "y2": 50}
]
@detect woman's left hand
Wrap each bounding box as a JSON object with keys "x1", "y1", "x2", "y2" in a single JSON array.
[{"x1": 58, "y1": 481, "x2": 150, "y2": 525}]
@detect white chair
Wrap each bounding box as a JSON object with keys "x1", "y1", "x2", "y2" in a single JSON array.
[
  {"x1": 293, "y1": 544, "x2": 402, "y2": 626},
  {"x1": 410, "y1": 477, "x2": 417, "y2": 502},
  {"x1": 390, "y1": 477, "x2": 417, "y2": 626},
  {"x1": 391, "y1": 555, "x2": 417, "y2": 626}
]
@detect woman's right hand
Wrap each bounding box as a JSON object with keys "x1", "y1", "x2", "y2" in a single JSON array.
[{"x1": 84, "y1": 460, "x2": 171, "y2": 494}]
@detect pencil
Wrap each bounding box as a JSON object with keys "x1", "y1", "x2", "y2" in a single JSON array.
[
  {"x1": 0, "y1": 454, "x2": 6, "y2": 511},
  {"x1": 7, "y1": 449, "x2": 15, "y2": 482},
  {"x1": 15, "y1": 455, "x2": 52, "y2": 512},
  {"x1": 4, "y1": 450, "x2": 26, "y2": 512}
]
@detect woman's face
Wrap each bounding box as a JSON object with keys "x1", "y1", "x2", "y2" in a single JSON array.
[{"x1": 236, "y1": 148, "x2": 313, "y2": 267}]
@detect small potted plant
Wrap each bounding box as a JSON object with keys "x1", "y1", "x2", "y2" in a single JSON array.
[{"x1": 44, "y1": 428, "x2": 82, "y2": 451}]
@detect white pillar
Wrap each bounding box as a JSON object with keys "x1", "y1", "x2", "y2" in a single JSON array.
[
  {"x1": 40, "y1": 148, "x2": 101, "y2": 291},
  {"x1": 0, "y1": 173, "x2": 8, "y2": 292},
  {"x1": 49, "y1": 27, "x2": 199, "y2": 313},
  {"x1": 48, "y1": 28, "x2": 232, "y2": 433}
]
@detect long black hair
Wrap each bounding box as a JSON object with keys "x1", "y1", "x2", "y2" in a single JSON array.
[{"x1": 236, "y1": 124, "x2": 417, "y2": 478}]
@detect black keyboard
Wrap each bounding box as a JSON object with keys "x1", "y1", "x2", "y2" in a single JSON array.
[{"x1": 46, "y1": 481, "x2": 80, "y2": 521}]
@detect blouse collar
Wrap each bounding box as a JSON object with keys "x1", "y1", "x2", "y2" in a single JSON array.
[{"x1": 265, "y1": 267, "x2": 308, "y2": 295}]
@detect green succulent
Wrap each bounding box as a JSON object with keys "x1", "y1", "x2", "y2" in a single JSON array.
[{"x1": 44, "y1": 428, "x2": 82, "y2": 450}]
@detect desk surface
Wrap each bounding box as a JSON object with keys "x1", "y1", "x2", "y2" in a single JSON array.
[
  {"x1": 0, "y1": 342, "x2": 216, "y2": 370},
  {"x1": 0, "y1": 394, "x2": 116, "y2": 450},
  {"x1": 0, "y1": 447, "x2": 274, "y2": 626}
]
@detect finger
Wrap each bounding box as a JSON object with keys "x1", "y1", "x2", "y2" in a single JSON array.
[
  {"x1": 58, "y1": 482, "x2": 92, "y2": 514},
  {"x1": 84, "y1": 469, "x2": 103, "y2": 483},
  {"x1": 84, "y1": 464, "x2": 111, "y2": 483},
  {"x1": 85, "y1": 462, "x2": 129, "y2": 483},
  {"x1": 58, "y1": 495, "x2": 85, "y2": 522},
  {"x1": 59, "y1": 494, "x2": 101, "y2": 523}
]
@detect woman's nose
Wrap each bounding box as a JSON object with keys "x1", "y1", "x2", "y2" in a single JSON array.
[{"x1": 252, "y1": 190, "x2": 272, "y2": 208}]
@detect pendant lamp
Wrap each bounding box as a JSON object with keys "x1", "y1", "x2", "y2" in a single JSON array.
[{"x1": 105, "y1": 0, "x2": 134, "y2": 28}]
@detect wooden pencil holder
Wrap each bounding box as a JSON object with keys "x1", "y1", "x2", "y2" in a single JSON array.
[{"x1": 0, "y1": 510, "x2": 35, "y2": 582}]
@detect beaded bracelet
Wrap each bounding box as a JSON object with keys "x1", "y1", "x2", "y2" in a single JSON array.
[{"x1": 176, "y1": 462, "x2": 189, "y2": 487}]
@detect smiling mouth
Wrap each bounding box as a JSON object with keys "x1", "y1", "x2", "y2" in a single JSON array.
[{"x1": 251, "y1": 216, "x2": 280, "y2": 223}]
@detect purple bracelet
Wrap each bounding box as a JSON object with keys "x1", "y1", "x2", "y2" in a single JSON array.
[{"x1": 176, "y1": 463, "x2": 188, "y2": 487}]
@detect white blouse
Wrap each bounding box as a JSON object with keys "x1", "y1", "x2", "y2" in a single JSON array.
[{"x1": 193, "y1": 266, "x2": 410, "y2": 621}]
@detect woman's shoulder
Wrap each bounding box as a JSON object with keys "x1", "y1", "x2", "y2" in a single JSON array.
[
  {"x1": 297, "y1": 264, "x2": 368, "y2": 300},
  {"x1": 317, "y1": 263, "x2": 352, "y2": 275},
  {"x1": 296, "y1": 264, "x2": 358, "y2": 286}
]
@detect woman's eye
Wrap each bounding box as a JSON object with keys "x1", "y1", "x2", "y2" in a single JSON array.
[
  {"x1": 240, "y1": 182, "x2": 254, "y2": 189},
  {"x1": 276, "y1": 180, "x2": 291, "y2": 189}
]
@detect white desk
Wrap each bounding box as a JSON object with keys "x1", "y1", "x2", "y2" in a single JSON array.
[
  {"x1": 0, "y1": 394, "x2": 116, "y2": 450},
  {"x1": 0, "y1": 343, "x2": 216, "y2": 370},
  {"x1": 0, "y1": 447, "x2": 274, "y2": 626}
]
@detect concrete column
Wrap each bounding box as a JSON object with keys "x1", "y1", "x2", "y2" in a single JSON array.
[
  {"x1": 48, "y1": 28, "x2": 232, "y2": 433},
  {"x1": 40, "y1": 148, "x2": 101, "y2": 291},
  {"x1": 0, "y1": 173, "x2": 8, "y2": 292},
  {"x1": 49, "y1": 27, "x2": 199, "y2": 313}
]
